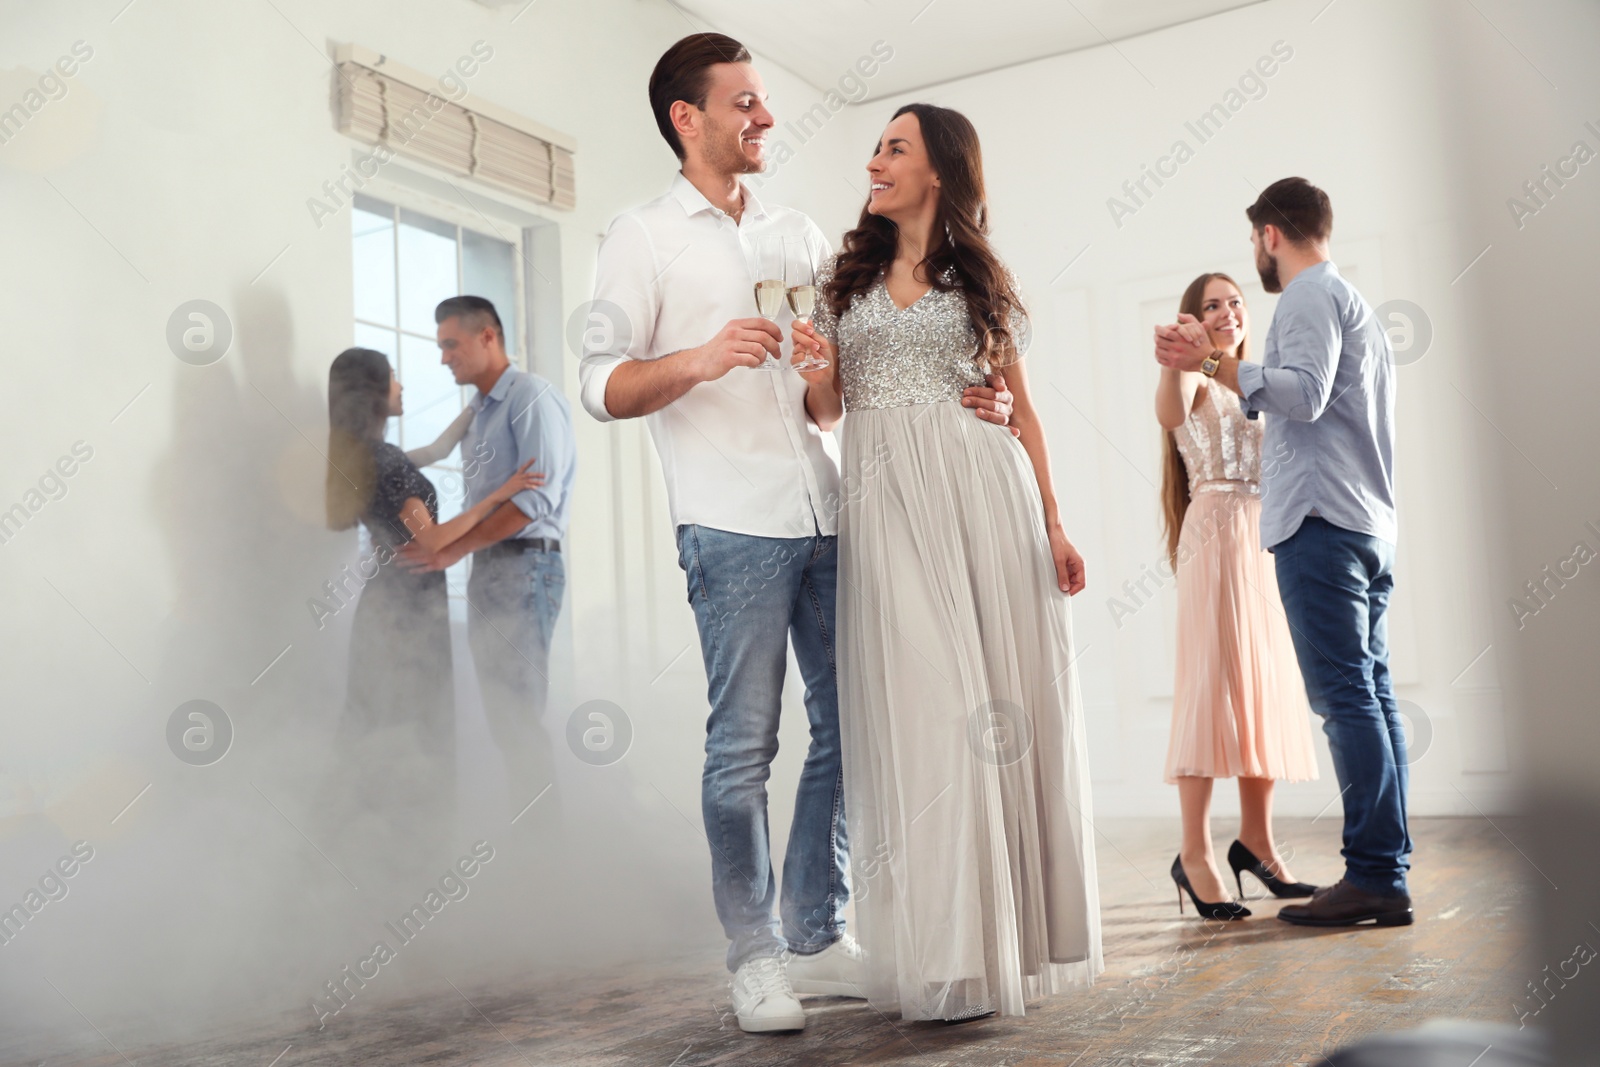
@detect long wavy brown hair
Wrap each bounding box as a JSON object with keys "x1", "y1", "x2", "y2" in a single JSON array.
[
  {"x1": 325, "y1": 347, "x2": 391, "y2": 531},
  {"x1": 825, "y1": 103, "x2": 1025, "y2": 368},
  {"x1": 1160, "y1": 273, "x2": 1250, "y2": 569}
]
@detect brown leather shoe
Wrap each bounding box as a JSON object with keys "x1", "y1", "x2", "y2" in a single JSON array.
[{"x1": 1276, "y1": 878, "x2": 1413, "y2": 927}]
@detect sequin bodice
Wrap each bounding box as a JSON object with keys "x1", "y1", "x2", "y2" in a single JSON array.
[
  {"x1": 813, "y1": 261, "x2": 992, "y2": 412},
  {"x1": 1173, "y1": 383, "x2": 1262, "y2": 493}
]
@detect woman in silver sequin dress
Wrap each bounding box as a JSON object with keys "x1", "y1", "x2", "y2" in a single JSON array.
[
  {"x1": 792, "y1": 104, "x2": 1101, "y2": 1021},
  {"x1": 1154, "y1": 273, "x2": 1319, "y2": 918}
]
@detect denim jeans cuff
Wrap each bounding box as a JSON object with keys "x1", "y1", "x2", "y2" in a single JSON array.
[
  {"x1": 1345, "y1": 871, "x2": 1409, "y2": 898},
  {"x1": 729, "y1": 944, "x2": 787, "y2": 973},
  {"x1": 786, "y1": 932, "x2": 842, "y2": 956}
]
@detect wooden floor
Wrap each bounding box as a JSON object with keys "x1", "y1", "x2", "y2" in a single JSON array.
[{"x1": 11, "y1": 817, "x2": 1532, "y2": 1067}]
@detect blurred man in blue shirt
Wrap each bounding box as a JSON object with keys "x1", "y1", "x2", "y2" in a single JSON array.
[
  {"x1": 402, "y1": 295, "x2": 576, "y2": 830},
  {"x1": 1156, "y1": 177, "x2": 1410, "y2": 929}
]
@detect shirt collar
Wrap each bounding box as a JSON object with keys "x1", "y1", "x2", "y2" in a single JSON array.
[
  {"x1": 475, "y1": 364, "x2": 517, "y2": 407},
  {"x1": 1280, "y1": 259, "x2": 1335, "y2": 294},
  {"x1": 669, "y1": 171, "x2": 768, "y2": 223}
]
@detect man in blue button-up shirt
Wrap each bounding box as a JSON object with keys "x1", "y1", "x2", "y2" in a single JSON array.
[
  {"x1": 1156, "y1": 177, "x2": 1411, "y2": 929},
  {"x1": 401, "y1": 295, "x2": 576, "y2": 832}
]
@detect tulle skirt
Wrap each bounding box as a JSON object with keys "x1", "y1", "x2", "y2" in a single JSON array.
[
  {"x1": 838, "y1": 400, "x2": 1103, "y2": 1021},
  {"x1": 1163, "y1": 488, "x2": 1319, "y2": 783}
]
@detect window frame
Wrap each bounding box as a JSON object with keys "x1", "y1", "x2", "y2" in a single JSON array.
[
  {"x1": 351, "y1": 190, "x2": 530, "y2": 450},
  {"x1": 348, "y1": 183, "x2": 532, "y2": 606}
]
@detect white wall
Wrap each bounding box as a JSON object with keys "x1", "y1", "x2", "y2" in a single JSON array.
[
  {"x1": 1438, "y1": 2, "x2": 1600, "y2": 1056},
  {"x1": 0, "y1": 0, "x2": 1527, "y2": 1048},
  {"x1": 0, "y1": 0, "x2": 868, "y2": 1044},
  {"x1": 550, "y1": 0, "x2": 1518, "y2": 923},
  {"x1": 816, "y1": 0, "x2": 1514, "y2": 818}
]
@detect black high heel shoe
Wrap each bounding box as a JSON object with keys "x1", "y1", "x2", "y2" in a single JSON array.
[
  {"x1": 1170, "y1": 854, "x2": 1250, "y2": 920},
  {"x1": 1228, "y1": 840, "x2": 1317, "y2": 899}
]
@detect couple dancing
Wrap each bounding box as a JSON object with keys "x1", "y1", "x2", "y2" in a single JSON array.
[
  {"x1": 578, "y1": 33, "x2": 1100, "y2": 1029},
  {"x1": 1153, "y1": 179, "x2": 1410, "y2": 929},
  {"x1": 323, "y1": 295, "x2": 576, "y2": 872}
]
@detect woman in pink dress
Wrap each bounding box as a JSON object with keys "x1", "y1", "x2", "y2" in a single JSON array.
[{"x1": 1154, "y1": 272, "x2": 1320, "y2": 919}]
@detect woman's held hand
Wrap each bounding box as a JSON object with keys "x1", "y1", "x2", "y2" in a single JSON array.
[
  {"x1": 492, "y1": 458, "x2": 545, "y2": 503},
  {"x1": 790, "y1": 320, "x2": 837, "y2": 386}
]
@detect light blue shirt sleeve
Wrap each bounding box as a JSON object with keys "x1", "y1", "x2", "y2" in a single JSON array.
[
  {"x1": 1238, "y1": 282, "x2": 1343, "y2": 423},
  {"x1": 505, "y1": 378, "x2": 575, "y2": 528}
]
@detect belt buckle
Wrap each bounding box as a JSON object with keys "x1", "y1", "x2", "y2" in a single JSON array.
[{"x1": 517, "y1": 537, "x2": 556, "y2": 553}]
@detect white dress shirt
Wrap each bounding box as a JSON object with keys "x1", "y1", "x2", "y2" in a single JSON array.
[{"x1": 578, "y1": 173, "x2": 842, "y2": 539}]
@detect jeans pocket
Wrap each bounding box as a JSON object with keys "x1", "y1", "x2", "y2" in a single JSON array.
[
  {"x1": 676, "y1": 525, "x2": 704, "y2": 606},
  {"x1": 541, "y1": 568, "x2": 565, "y2": 620}
]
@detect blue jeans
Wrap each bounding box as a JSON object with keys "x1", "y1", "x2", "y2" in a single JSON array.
[
  {"x1": 675, "y1": 524, "x2": 849, "y2": 972},
  {"x1": 467, "y1": 546, "x2": 565, "y2": 825},
  {"x1": 1273, "y1": 516, "x2": 1412, "y2": 896}
]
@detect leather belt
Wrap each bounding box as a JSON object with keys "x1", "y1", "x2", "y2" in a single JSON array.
[{"x1": 483, "y1": 537, "x2": 561, "y2": 556}]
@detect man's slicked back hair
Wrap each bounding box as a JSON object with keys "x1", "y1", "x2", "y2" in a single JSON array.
[{"x1": 648, "y1": 33, "x2": 751, "y2": 160}]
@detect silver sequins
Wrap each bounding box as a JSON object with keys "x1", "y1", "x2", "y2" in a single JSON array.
[
  {"x1": 814, "y1": 261, "x2": 997, "y2": 412},
  {"x1": 1173, "y1": 383, "x2": 1263, "y2": 492}
]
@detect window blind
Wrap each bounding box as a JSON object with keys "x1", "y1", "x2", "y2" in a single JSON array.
[{"x1": 333, "y1": 44, "x2": 576, "y2": 211}]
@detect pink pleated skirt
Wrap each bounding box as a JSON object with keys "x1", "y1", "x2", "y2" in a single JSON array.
[{"x1": 1163, "y1": 487, "x2": 1320, "y2": 783}]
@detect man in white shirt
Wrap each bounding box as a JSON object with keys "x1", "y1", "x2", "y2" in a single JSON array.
[{"x1": 579, "y1": 33, "x2": 1013, "y2": 1032}]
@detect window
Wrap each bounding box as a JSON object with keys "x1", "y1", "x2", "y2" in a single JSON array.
[{"x1": 350, "y1": 192, "x2": 523, "y2": 596}]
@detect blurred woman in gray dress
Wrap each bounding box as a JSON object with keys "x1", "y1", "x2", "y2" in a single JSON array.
[
  {"x1": 323, "y1": 347, "x2": 538, "y2": 875},
  {"x1": 792, "y1": 104, "x2": 1102, "y2": 1022}
]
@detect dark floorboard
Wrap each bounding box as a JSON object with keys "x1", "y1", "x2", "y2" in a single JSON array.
[{"x1": 6, "y1": 817, "x2": 1533, "y2": 1067}]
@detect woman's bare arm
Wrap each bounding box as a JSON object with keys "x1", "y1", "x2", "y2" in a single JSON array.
[
  {"x1": 1155, "y1": 365, "x2": 1203, "y2": 431},
  {"x1": 393, "y1": 460, "x2": 542, "y2": 555},
  {"x1": 395, "y1": 494, "x2": 503, "y2": 556},
  {"x1": 405, "y1": 406, "x2": 474, "y2": 467},
  {"x1": 1000, "y1": 356, "x2": 1086, "y2": 595}
]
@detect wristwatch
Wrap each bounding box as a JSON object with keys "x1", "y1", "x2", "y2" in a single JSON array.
[{"x1": 1200, "y1": 349, "x2": 1222, "y2": 377}]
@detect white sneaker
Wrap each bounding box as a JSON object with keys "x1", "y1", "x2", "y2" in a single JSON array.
[
  {"x1": 786, "y1": 933, "x2": 866, "y2": 998},
  {"x1": 730, "y1": 956, "x2": 806, "y2": 1033}
]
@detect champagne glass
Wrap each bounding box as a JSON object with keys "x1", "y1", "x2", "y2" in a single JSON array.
[
  {"x1": 751, "y1": 235, "x2": 785, "y2": 371},
  {"x1": 786, "y1": 235, "x2": 829, "y2": 372}
]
